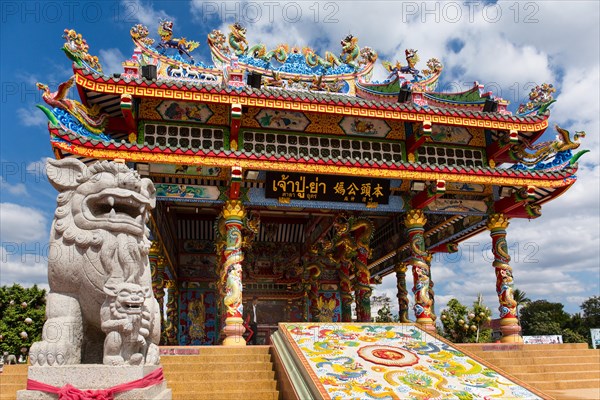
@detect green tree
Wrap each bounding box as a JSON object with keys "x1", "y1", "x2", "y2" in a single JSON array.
[
  {"x1": 512, "y1": 288, "x2": 530, "y2": 320},
  {"x1": 580, "y1": 296, "x2": 600, "y2": 329},
  {"x1": 375, "y1": 304, "x2": 394, "y2": 322},
  {"x1": 440, "y1": 295, "x2": 492, "y2": 343},
  {"x1": 0, "y1": 284, "x2": 46, "y2": 357},
  {"x1": 520, "y1": 300, "x2": 570, "y2": 336},
  {"x1": 372, "y1": 295, "x2": 395, "y2": 322}
]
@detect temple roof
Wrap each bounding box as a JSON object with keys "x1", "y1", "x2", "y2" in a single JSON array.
[
  {"x1": 49, "y1": 124, "x2": 577, "y2": 189},
  {"x1": 74, "y1": 68, "x2": 549, "y2": 132}
]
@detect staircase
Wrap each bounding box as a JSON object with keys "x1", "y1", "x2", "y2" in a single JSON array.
[
  {"x1": 458, "y1": 343, "x2": 600, "y2": 400},
  {"x1": 0, "y1": 346, "x2": 280, "y2": 400},
  {"x1": 161, "y1": 345, "x2": 280, "y2": 400},
  {"x1": 0, "y1": 364, "x2": 27, "y2": 400}
]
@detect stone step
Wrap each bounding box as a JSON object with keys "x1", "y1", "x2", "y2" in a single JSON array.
[
  {"x1": 476, "y1": 354, "x2": 600, "y2": 365},
  {"x1": 458, "y1": 343, "x2": 590, "y2": 351},
  {"x1": 497, "y1": 362, "x2": 600, "y2": 374},
  {"x1": 164, "y1": 369, "x2": 276, "y2": 381},
  {"x1": 0, "y1": 365, "x2": 28, "y2": 374},
  {"x1": 529, "y1": 378, "x2": 600, "y2": 391},
  {"x1": 0, "y1": 384, "x2": 23, "y2": 394},
  {"x1": 162, "y1": 361, "x2": 273, "y2": 372},
  {"x1": 161, "y1": 345, "x2": 271, "y2": 356},
  {"x1": 173, "y1": 389, "x2": 279, "y2": 400},
  {"x1": 511, "y1": 370, "x2": 600, "y2": 381},
  {"x1": 168, "y1": 379, "x2": 277, "y2": 392},
  {"x1": 546, "y1": 388, "x2": 600, "y2": 400},
  {"x1": 466, "y1": 349, "x2": 597, "y2": 358},
  {"x1": 160, "y1": 354, "x2": 272, "y2": 364},
  {"x1": 0, "y1": 374, "x2": 28, "y2": 384}
]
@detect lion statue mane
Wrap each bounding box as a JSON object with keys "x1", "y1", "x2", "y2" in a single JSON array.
[{"x1": 29, "y1": 158, "x2": 160, "y2": 366}]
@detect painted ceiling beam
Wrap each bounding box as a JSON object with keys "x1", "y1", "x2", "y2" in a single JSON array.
[{"x1": 494, "y1": 186, "x2": 535, "y2": 215}]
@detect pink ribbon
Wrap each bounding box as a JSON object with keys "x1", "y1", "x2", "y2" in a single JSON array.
[{"x1": 26, "y1": 367, "x2": 164, "y2": 400}]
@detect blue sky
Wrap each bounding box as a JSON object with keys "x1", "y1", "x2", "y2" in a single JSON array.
[{"x1": 1, "y1": 1, "x2": 598, "y2": 318}]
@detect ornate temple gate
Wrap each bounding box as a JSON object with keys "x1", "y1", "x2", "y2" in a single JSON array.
[{"x1": 39, "y1": 22, "x2": 584, "y2": 347}]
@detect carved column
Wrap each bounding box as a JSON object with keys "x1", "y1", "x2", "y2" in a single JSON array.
[
  {"x1": 354, "y1": 249, "x2": 372, "y2": 322},
  {"x1": 338, "y1": 261, "x2": 353, "y2": 322},
  {"x1": 151, "y1": 251, "x2": 166, "y2": 341},
  {"x1": 405, "y1": 209, "x2": 435, "y2": 332},
  {"x1": 214, "y1": 215, "x2": 226, "y2": 342},
  {"x1": 221, "y1": 200, "x2": 246, "y2": 346},
  {"x1": 302, "y1": 281, "x2": 310, "y2": 322},
  {"x1": 164, "y1": 280, "x2": 179, "y2": 345},
  {"x1": 148, "y1": 241, "x2": 163, "y2": 312},
  {"x1": 394, "y1": 262, "x2": 411, "y2": 322},
  {"x1": 306, "y1": 263, "x2": 321, "y2": 322},
  {"x1": 487, "y1": 213, "x2": 522, "y2": 343}
]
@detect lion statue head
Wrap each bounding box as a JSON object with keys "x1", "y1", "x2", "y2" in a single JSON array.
[{"x1": 46, "y1": 158, "x2": 156, "y2": 295}]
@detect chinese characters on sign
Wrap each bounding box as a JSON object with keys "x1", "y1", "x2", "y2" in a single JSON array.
[{"x1": 266, "y1": 172, "x2": 390, "y2": 204}]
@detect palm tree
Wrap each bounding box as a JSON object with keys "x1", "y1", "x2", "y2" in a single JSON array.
[{"x1": 513, "y1": 288, "x2": 531, "y2": 321}]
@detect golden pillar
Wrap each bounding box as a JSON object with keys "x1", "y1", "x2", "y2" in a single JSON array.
[
  {"x1": 394, "y1": 262, "x2": 411, "y2": 322},
  {"x1": 487, "y1": 213, "x2": 522, "y2": 343},
  {"x1": 221, "y1": 200, "x2": 246, "y2": 346},
  {"x1": 164, "y1": 280, "x2": 179, "y2": 345},
  {"x1": 405, "y1": 209, "x2": 436, "y2": 332}
]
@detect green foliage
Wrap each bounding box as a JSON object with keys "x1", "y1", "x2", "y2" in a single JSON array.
[
  {"x1": 440, "y1": 295, "x2": 492, "y2": 343},
  {"x1": 519, "y1": 296, "x2": 600, "y2": 347},
  {"x1": 375, "y1": 304, "x2": 394, "y2": 322},
  {"x1": 580, "y1": 296, "x2": 600, "y2": 328},
  {"x1": 512, "y1": 288, "x2": 530, "y2": 320},
  {"x1": 562, "y1": 328, "x2": 588, "y2": 344},
  {"x1": 520, "y1": 300, "x2": 570, "y2": 336},
  {"x1": 0, "y1": 284, "x2": 46, "y2": 356}
]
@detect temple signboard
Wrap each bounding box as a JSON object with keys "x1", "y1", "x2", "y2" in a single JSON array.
[{"x1": 266, "y1": 171, "x2": 390, "y2": 204}]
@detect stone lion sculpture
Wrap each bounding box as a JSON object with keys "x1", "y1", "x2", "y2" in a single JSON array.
[
  {"x1": 101, "y1": 282, "x2": 158, "y2": 365},
  {"x1": 29, "y1": 158, "x2": 160, "y2": 366}
]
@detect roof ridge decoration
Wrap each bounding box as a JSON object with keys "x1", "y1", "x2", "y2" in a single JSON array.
[
  {"x1": 510, "y1": 125, "x2": 588, "y2": 170},
  {"x1": 128, "y1": 20, "x2": 378, "y2": 93},
  {"x1": 516, "y1": 83, "x2": 556, "y2": 116},
  {"x1": 62, "y1": 29, "x2": 103, "y2": 73},
  {"x1": 356, "y1": 50, "x2": 443, "y2": 103},
  {"x1": 36, "y1": 78, "x2": 110, "y2": 142}
]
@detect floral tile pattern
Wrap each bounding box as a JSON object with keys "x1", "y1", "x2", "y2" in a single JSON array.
[{"x1": 280, "y1": 323, "x2": 542, "y2": 400}]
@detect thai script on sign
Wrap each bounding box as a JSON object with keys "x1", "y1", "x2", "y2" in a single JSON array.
[{"x1": 266, "y1": 172, "x2": 390, "y2": 204}]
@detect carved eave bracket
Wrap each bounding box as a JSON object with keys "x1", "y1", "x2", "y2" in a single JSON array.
[
  {"x1": 494, "y1": 186, "x2": 540, "y2": 218},
  {"x1": 412, "y1": 179, "x2": 445, "y2": 209},
  {"x1": 487, "y1": 129, "x2": 518, "y2": 166},
  {"x1": 406, "y1": 119, "x2": 432, "y2": 161}
]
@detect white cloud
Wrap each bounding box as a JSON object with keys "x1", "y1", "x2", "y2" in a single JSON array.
[
  {"x1": 0, "y1": 203, "x2": 48, "y2": 243},
  {"x1": 122, "y1": 0, "x2": 175, "y2": 26},
  {"x1": 0, "y1": 252, "x2": 49, "y2": 288},
  {"x1": 98, "y1": 48, "x2": 127, "y2": 75},
  {"x1": 16, "y1": 108, "x2": 48, "y2": 127},
  {"x1": 0, "y1": 176, "x2": 28, "y2": 196}
]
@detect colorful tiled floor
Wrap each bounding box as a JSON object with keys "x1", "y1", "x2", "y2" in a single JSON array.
[{"x1": 280, "y1": 323, "x2": 546, "y2": 400}]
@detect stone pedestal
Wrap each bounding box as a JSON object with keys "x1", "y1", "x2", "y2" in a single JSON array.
[{"x1": 17, "y1": 365, "x2": 171, "y2": 400}]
